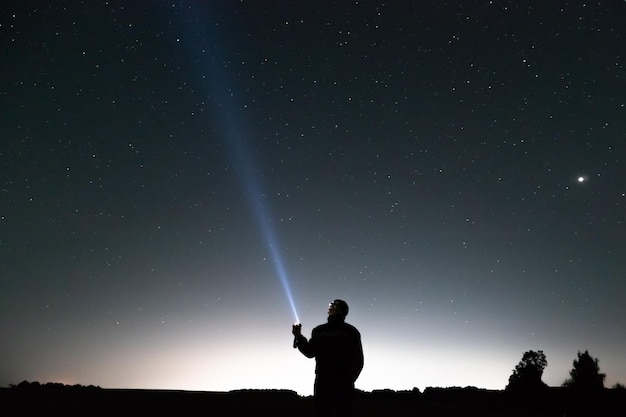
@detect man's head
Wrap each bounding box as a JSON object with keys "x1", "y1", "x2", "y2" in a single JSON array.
[{"x1": 328, "y1": 299, "x2": 349, "y2": 317}]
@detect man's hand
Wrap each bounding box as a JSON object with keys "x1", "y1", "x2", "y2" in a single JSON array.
[{"x1": 292, "y1": 323, "x2": 302, "y2": 349}]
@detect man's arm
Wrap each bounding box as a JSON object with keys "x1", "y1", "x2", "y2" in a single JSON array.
[
  {"x1": 297, "y1": 334, "x2": 317, "y2": 358},
  {"x1": 292, "y1": 325, "x2": 316, "y2": 358},
  {"x1": 351, "y1": 332, "x2": 364, "y2": 382}
]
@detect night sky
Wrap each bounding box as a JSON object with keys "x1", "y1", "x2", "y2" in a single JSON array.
[{"x1": 2, "y1": 1, "x2": 625, "y2": 396}]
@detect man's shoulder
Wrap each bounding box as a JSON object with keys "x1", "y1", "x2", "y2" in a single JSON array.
[
  {"x1": 312, "y1": 320, "x2": 360, "y2": 335},
  {"x1": 312, "y1": 322, "x2": 330, "y2": 332},
  {"x1": 343, "y1": 322, "x2": 361, "y2": 335},
  {"x1": 314, "y1": 321, "x2": 360, "y2": 333}
]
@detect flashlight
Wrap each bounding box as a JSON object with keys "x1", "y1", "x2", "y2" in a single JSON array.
[{"x1": 292, "y1": 322, "x2": 301, "y2": 348}]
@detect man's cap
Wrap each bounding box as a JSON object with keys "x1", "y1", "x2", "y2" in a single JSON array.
[{"x1": 331, "y1": 299, "x2": 349, "y2": 317}]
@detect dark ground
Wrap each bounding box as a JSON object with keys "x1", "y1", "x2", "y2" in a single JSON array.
[{"x1": 2, "y1": 383, "x2": 625, "y2": 416}]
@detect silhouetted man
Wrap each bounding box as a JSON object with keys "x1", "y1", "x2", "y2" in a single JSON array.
[{"x1": 292, "y1": 299, "x2": 364, "y2": 416}]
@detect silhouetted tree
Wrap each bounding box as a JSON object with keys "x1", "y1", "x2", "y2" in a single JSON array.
[
  {"x1": 562, "y1": 350, "x2": 605, "y2": 391},
  {"x1": 505, "y1": 350, "x2": 548, "y2": 392}
]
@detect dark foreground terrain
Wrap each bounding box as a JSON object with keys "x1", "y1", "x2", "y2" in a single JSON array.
[{"x1": 3, "y1": 383, "x2": 625, "y2": 416}]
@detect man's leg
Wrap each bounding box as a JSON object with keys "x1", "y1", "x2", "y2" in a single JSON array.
[{"x1": 314, "y1": 378, "x2": 333, "y2": 417}]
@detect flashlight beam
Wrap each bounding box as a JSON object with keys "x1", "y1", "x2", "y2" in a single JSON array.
[
  {"x1": 174, "y1": 3, "x2": 300, "y2": 322},
  {"x1": 233, "y1": 142, "x2": 300, "y2": 324}
]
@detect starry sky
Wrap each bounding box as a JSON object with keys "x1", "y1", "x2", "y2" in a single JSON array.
[{"x1": 1, "y1": 1, "x2": 625, "y2": 396}]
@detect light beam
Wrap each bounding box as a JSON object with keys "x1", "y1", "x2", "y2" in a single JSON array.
[
  {"x1": 227, "y1": 131, "x2": 300, "y2": 324},
  {"x1": 229, "y1": 132, "x2": 300, "y2": 324},
  {"x1": 177, "y1": 5, "x2": 299, "y2": 322}
]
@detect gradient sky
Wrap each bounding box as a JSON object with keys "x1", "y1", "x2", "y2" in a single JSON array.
[{"x1": 2, "y1": 1, "x2": 625, "y2": 396}]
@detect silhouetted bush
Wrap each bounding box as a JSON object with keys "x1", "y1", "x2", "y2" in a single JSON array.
[
  {"x1": 505, "y1": 349, "x2": 548, "y2": 393},
  {"x1": 562, "y1": 349, "x2": 606, "y2": 391}
]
